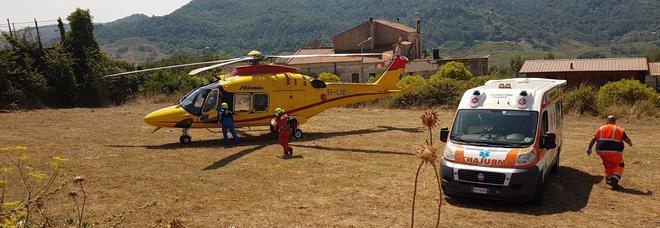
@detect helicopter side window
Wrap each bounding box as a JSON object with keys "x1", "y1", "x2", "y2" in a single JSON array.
[
  {"x1": 202, "y1": 89, "x2": 220, "y2": 113},
  {"x1": 252, "y1": 94, "x2": 269, "y2": 112},
  {"x1": 234, "y1": 93, "x2": 251, "y2": 112}
]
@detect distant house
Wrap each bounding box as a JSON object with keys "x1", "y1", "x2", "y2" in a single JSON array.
[
  {"x1": 648, "y1": 62, "x2": 660, "y2": 90},
  {"x1": 405, "y1": 54, "x2": 489, "y2": 78},
  {"x1": 519, "y1": 58, "x2": 650, "y2": 87},
  {"x1": 282, "y1": 18, "x2": 490, "y2": 82},
  {"x1": 282, "y1": 18, "x2": 421, "y2": 83}
]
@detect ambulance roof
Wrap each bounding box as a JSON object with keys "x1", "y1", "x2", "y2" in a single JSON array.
[{"x1": 457, "y1": 78, "x2": 566, "y2": 111}]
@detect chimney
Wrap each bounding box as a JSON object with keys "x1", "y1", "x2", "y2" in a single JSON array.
[
  {"x1": 570, "y1": 62, "x2": 574, "y2": 70},
  {"x1": 415, "y1": 15, "x2": 422, "y2": 59},
  {"x1": 369, "y1": 17, "x2": 375, "y2": 50},
  {"x1": 432, "y1": 48, "x2": 440, "y2": 60},
  {"x1": 396, "y1": 17, "x2": 400, "y2": 23}
]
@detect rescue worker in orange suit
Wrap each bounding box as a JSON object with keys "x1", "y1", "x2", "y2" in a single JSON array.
[
  {"x1": 275, "y1": 108, "x2": 293, "y2": 157},
  {"x1": 586, "y1": 115, "x2": 633, "y2": 188}
]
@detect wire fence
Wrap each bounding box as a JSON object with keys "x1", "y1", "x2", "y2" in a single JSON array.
[{"x1": 2, "y1": 18, "x2": 69, "y2": 47}]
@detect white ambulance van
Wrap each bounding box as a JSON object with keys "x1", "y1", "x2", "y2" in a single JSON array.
[{"x1": 439, "y1": 78, "x2": 566, "y2": 204}]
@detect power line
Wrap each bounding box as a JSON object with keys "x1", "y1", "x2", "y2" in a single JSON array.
[{"x1": 10, "y1": 19, "x2": 63, "y2": 24}]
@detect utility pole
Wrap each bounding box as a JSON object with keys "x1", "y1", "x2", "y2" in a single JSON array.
[
  {"x1": 6, "y1": 19, "x2": 12, "y2": 39},
  {"x1": 57, "y1": 17, "x2": 66, "y2": 44},
  {"x1": 34, "y1": 18, "x2": 43, "y2": 50}
]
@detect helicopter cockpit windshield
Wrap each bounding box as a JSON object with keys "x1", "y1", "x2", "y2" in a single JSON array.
[{"x1": 179, "y1": 86, "x2": 222, "y2": 116}]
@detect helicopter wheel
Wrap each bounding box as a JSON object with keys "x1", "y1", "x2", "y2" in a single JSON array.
[
  {"x1": 179, "y1": 128, "x2": 192, "y2": 144},
  {"x1": 179, "y1": 135, "x2": 192, "y2": 144},
  {"x1": 293, "y1": 129, "x2": 303, "y2": 139}
]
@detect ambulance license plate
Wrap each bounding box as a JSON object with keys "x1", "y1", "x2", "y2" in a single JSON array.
[{"x1": 471, "y1": 187, "x2": 488, "y2": 194}]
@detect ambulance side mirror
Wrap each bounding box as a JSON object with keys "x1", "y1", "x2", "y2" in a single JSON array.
[
  {"x1": 440, "y1": 127, "x2": 449, "y2": 143},
  {"x1": 542, "y1": 133, "x2": 557, "y2": 149}
]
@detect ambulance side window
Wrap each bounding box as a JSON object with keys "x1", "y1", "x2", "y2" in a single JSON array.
[
  {"x1": 542, "y1": 111, "x2": 549, "y2": 134},
  {"x1": 555, "y1": 102, "x2": 562, "y2": 128}
]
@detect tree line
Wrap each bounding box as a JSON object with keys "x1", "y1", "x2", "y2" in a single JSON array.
[{"x1": 1, "y1": 9, "x2": 222, "y2": 109}]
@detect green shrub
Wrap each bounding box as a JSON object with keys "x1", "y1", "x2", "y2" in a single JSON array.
[
  {"x1": 596, "y1": 80, "x2": 656, "y2": 108},
  {"x1": 317, "y1": 72, "x2": 342, "y2": 83},
  {"x1": 397, "y1": 75, "x2": 427, "y2": 88},
  {"x1": 430, "y1": 61, "x2": 473, "y2": 81},
  {"x1": 563, "y1": 84, "x2": 598, "y2": 114},
  {"x1": 390, "y1": 77, "x2": 465, "y2": 108},
  {"x1": 464, "y1": 75, "x2": 499, "y2": 89}
]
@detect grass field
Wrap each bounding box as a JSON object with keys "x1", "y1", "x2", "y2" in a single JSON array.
[{"x1": 1, "y1": 103, "x2": 659, "y2": 227}]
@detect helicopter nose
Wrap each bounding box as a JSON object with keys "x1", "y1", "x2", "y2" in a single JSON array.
[{"x1": 143, "y1": 105, "x2": 190, "y2": 127}]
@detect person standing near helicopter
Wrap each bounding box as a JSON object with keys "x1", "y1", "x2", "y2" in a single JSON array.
[
  {"x1": 219, "y1": 102, "x2": 240, "y2": 147},
  {"x1": 275, "y1": 108, "x2": 293, "y2": 157}
]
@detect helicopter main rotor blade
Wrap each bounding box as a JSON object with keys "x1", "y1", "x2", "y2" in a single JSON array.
[
  {"x1": 188, "y1": 57, "x2": 253, "y2": 76},
  {"x1": 269, "y1": 53, "x2": 384, "y2": 59},
  {"x1": 103, "y1": 58, "x2": 243, "y2": 78}
]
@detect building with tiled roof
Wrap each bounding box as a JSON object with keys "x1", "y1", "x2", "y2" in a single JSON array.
[{"x1": 519, "y1": 58, "x2": 653, "y2": 88}]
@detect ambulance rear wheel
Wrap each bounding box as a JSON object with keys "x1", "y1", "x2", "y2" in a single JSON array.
[
  {"x1": 293, "y1": 129, "x2": 303, "y2": 139},
  {"x1": 179, "y1": 135, "x2": 192, "y2": 144},
  {"x1": 531, "y1": 174, "x2": 544, "y2": 205}
]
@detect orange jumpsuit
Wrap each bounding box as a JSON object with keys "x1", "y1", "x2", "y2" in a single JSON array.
[
  {"x1": 276, "y1": 115, "x2": 292, "y2": 155},
  {"x1": 594, "y1": 124, "x2": 627, "y2": 181}
]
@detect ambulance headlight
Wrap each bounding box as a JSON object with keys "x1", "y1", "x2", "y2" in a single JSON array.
[
  {"x1": 515, "y1": 150, "x2": 536, "y2": 166},
  {"x1": 443, "y1": 147, "x2": 455, "y2": 160}
]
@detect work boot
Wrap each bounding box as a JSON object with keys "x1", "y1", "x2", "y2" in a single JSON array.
[{"x1": 606, "y1": 175, "x2": 620, "y2": 189}]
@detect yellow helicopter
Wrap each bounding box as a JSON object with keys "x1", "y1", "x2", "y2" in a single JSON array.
[{"x1": 106, "y1": 51, "x2": 411, "y2": 144}]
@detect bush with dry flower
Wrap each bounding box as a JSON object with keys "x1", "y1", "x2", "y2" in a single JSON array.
[
  {"x1": 410, "y1": 111, "x2": 443, "y2": 228},
  {"x1": 0, "y1": 146, "x2": 68, "y2": 227}
]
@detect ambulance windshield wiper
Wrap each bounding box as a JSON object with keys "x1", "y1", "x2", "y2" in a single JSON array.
[
  {"x1": 487, "y1": 142, "x2": 528, "y2": 148},
  {"x1": 450, "y1": 138, "x2": 493, "y2": 147}
]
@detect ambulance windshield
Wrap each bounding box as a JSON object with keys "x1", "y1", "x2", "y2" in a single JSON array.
[{"x1": 450, "y1": 109, "x2": 538, "y2": 147}]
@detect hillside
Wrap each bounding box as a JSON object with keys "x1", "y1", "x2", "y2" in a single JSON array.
[{"x1": 96, "y1": 0, "x2": 660, "y2": 65}]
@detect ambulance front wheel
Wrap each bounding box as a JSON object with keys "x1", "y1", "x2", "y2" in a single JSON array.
[
  {"x1": 293, "y1": 129, "x2": 303, "y2": 139},
  {"x1": 179, "y1": 135, "x2": 192, "y2": 144},
  {"x1": 531, "y1": 174, "x2": 544, "y2": 205}
]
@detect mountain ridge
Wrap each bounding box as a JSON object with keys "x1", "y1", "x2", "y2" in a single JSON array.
[{"x1": 95, "y1": 0, "x2": 660, "y2": 65}]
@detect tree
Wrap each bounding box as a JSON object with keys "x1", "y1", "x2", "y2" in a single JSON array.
[
  {"x1": 577, "y1": 51, "x2": 606, "y2": 59},
  {"x1": 43, "y1": 45, "x2": 77, "y2": 106},
  {"x1": 510, "y1": 55, "x2": 524, "y2": 75},
  {"x1": 645, "y1": 48, "x2": 660, "y2": 62},
  {"x1": 317, "y1": 72, "x2": 341, "y2": 83},
  {"x1": 0, "y1": 42, "x2": 48, "y2": 108},
  {"x1": 544, "y1": 52, "x2": 555, "y2": 59},
  {"x1": 65, "y1": 8, "x2": 104, "y2": 106},
  {"x1": 431, "y1": 61, "x2": 473, "y2": 81}
]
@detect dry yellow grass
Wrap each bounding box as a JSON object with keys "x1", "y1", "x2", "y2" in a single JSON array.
[{"x1": 0, "y1": 103, "x2": 659, "y2": 227}]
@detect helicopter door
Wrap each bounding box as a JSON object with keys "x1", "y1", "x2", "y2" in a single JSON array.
[{"x1": 200, "y1": 89, "x2": 220, "y2": 121}]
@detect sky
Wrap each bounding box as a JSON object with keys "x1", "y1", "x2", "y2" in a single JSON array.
[{"x1": 1, "y1": 0, "x2": 191, "y2": 30}]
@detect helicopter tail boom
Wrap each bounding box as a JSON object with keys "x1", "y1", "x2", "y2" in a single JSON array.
[{"x1": 373, "y1": 55, "x2": 409, "y2": 89}]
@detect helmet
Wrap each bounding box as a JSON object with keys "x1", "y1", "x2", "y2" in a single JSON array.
[
  {"x1": 274, "y1": 107, "x2": 285, "y2": 116},
  {"x1": 221, "y1": 102, "x2": 229, "y2": 109}
]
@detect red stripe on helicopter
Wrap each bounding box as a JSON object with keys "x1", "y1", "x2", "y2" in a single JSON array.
[
  {"x1": 387, "y1": 55, "x2": 409, "y2": 71},
  {"x1": 233, "y1": 92, "x2": 390, "y2": 123}
]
